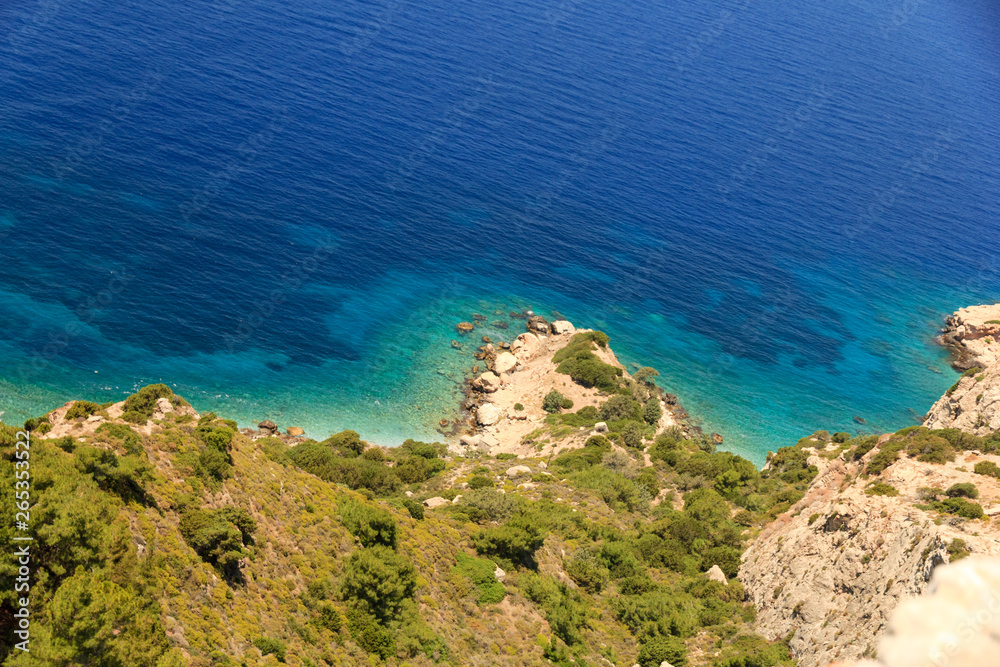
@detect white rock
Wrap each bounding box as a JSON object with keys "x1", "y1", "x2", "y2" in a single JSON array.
[
  {"x1": 494, "y1": 565, "x2": 506, "y2": 582},
  {"x1": 594, "y1": 422, "x2": 609, "y2": 433},
  {"x1": 475, "y1": 371, "x2": 502, "y2": 392},
  {"x1": 460, "y1": 434, "x2": 483, "y2": 448},
  {"x1": 423, "y1": 496, "x2": 450, "y2": 509},
  {"x1": 493, "y1": 351, "x2": 518, "y2": 375},
  {"x1": 506, "y1": 465, "x2": 532, "y2": 478},
  {"x1": 517, "y1": 482, "x2": 537, "y2": 491},
  {"x1": 550, "y1": 320, "x2": 575, "y2": 335},
  {"x1": 152, "y1": 397, "x2": 174, "y2": 420},
  {"x1": 404, "y1": 491, "x2": 414, "y2": 497},
  {"x1": 706, "y1": 564, "x2": 728, "y2": 585},
  {"x1": 452, "y1": 495, "x2": 463, "y2": 504},
  {"x1": 476, "y1": 403, "x2": 503, "y2": 426},
  {"x1": 510, "y1": 332, "x2": 540, "y2": 361},
  {"x1": 537, "y1": 461, "x2": 547, "y2": 470}
]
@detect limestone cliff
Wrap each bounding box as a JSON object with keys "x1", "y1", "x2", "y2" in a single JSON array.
[
  {"x1": 740, "y1": 303, "x2": 1000, "y2": 667},
  {"x1": 924, "y1": 303, "x2": 1000, "y2": 435}
]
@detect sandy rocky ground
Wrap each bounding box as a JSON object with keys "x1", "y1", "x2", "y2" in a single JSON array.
[{"x1": 451, "y1": 317, "x2": 683, "y2": 459}]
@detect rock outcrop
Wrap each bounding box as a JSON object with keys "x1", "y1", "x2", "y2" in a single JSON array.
[
  {"x1": 924, "y1": 303, "x2": 1000, "y2": 435},
  {"x1": 740, "y1": 306, "x2": 1000, "y2": 667},
  {"x1": 830, "y1": 556, "x2": 1000, "y2": 667},
  {"x1": 742, "y1": 442, "x2": 1000, "y2": 667}
]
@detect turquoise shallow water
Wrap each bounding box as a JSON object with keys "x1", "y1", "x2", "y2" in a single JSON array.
[{"x1": 1, "y1": 0, "x2": 998, "y2": 463}]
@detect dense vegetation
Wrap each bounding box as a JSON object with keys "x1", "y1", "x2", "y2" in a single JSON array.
[{"x1": 0, "y1": 370, "x2": 807, "y2": 666}]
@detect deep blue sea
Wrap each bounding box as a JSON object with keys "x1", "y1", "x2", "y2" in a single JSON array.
[{"x1": 1, "y1": 0, "x2": 998, "y2": 462}]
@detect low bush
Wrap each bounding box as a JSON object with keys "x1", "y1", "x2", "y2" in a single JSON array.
[
  {"x1": 543, "y1": 389, "x2": 567, "y2": 413},
  {"x1": 340, "y1": 501, "x2": 398, "y2": 549},
  {"x1": 865, "y1": 483, "x2": 899, "y2": 497},
  {"x1": 454, "y1": 552, "x2": 506, "y2": 604},
  {"x1": 974, "y1": 461, "x2": 1000, "y2": 479},
  {"x1": 179, "y1": 506, "x2": 256, "y2": 578},
  {"x1": 65, "y1": 400, "x2": 102, "y2": 420},
  {"x1": 253, "y1": 637, "x2": 286, "y2": 662},
  {"x1": 946, "y1": 482, "x2": 979, "y2": 499}
]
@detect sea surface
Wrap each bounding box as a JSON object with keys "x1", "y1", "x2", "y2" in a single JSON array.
[{"x1": 1, "y1": 0, "x2": 998, "y2": 462}]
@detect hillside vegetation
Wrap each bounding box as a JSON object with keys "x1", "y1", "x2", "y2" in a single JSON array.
[{"x1": 0, "y1": 334, "x2": 820, "y2": 667}]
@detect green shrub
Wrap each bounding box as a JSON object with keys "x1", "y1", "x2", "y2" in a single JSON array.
[
  {"x1": 620, "y1": 422, "x2": 644, "y2": 449},
  {"x1": 495, "y1": 452, "x2": 517, "y2": 460},
  {"x1": 514, "y1": 403, "x2": 524, "y2": 411},
  {"x1": 315, "y1": 604, "x2": 342, "y2": 631},
  {"x1": 947, "y1": 538, "x2": 971, "y2": 562},
  {"x1": 543, "y1": 389, "x2": 567, "y2": 413},
  {"x1": 121, "y1": 384, "x2": 176, "y2": 423},
  {"x1": 946, "y1": 482, "x2": 979, "y2": 499},
  {"x1": 865, "y1": 483, "x2": 899, "y2": 497},
  {"x1": 712, "y1": 634, "x2": 795, "y2": 666},
  {"x1": 935, "y1": 497, "x2": 985, "y2": 519},
  {"x1": 74, "y1": 445, "x2": 153, "y2": 504},
  {"x1": 253, "y1": 637, "x2": 286, "y2": 662},
  {"x1": 599, "y1": 395, "x2": 641, "y2": 422},
  {"x1": 456, "y1": 487, "x2": 520, "y2": 523},
  {"x1": 403, "y1": 498, "x2": 424, "y2": 520},
  {"x1": 179, "y1": 507, "x2": 256, "y2": 578},
  {"x1": 637, "y1": 635, "x2": 687, "y2": 667},
  {"x1": 472, "y1": 515, "x2": 545, "y2": 568},
  {"x1": 974, "y1": 461, "x2": 1000, "y2": 479},
  {"x1": 561, "y1": 397, "x2": 574, "y2": 410},
  {"x1": 340, "y1": 501, "x2": 398, "y2": 548},
  {"x1": 644, "y1": 398, "x2": 663, "y2": 425},
  {"x1": 454, "y1": 552, "x2": 506, "y2": 604},
  {"x1": 346, "y1": 608, "x2": 395, "y2": 658},
  {"x1": 866, "y1": 442, "x2": 905, "y2": 475},
  {"x1": 467, "y1": 475, "x2": 493, "y2": 489},
  {"x1": 65, "y1": 401, "x2": 102, "y2": 420},
  {"x1": 832, "y1": 432, "x2": 851, "y2": 443},
  {"x1": 341, "y1": 546, "x2": 417, "y2": 621},
  {"x1": 94, "y1": 422, "x2": 143, "y2": 454}
]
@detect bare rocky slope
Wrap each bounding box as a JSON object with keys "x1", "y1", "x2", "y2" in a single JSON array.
[{"x1": 739, "y1": 303, "x2": 1000, "y2": 667}]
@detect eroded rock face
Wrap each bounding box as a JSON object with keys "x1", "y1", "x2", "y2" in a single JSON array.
[
  {"x1": 740, "y1": 445, "x2": 1000, "y2": 667},
  {"x1": 476, "y1": 403, "x2": 503, "y2": 426},
  {"x1": 471, "y1": 371, "x2": 502, "y2": 393},
  {"x1": 493, "y1": 351, "x2": 517, "y2": 375},
  {"x1": 510, "y1": 332, "x2": 540, "y2": 361},
  {"x1": 550, "y1": 320, "x2": 575, "y2": 335},
  {"x1": 924, "y1": 304, "x2": 1000, "y2": 435}
]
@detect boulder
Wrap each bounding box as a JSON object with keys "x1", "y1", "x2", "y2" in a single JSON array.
[
  {"x1": 712, "y1": 432, "x2": 723, "y2": 445},
  {"x1": 259, "y1": 420, "x2": 278, "y2": 435},
  {"x1": 594, "y1": 422, "x2": 609, "y2": 433},
  {"x1": 472, "y1": 371, "x2": 501, "y2": 393},
  {"x1": 550, "y1": 320, "x2": 575, "y2": 335},
  {"x1": 456, "y1": 322, "x2": 475, "y2": 333},
  {"x1": 460, "y1": 434, "x2": 483, "y2": 448},
  {"x1": 423, "y1": 496, "x2": 450, "y2": 509},
  {"x1": 510, "y1": 332, "x2": 540, "y2": 361},
  {"x1": 527, "y1": 315, "x2": 550, "y2": 334},
  {"x1": 476, "y1": 404, "x2": 503, "y2": 426},
  {"x1": 493, "y1": 351, "x2": 517, "y2": 374},
  {"x1": 494, "y1": 565, "x2": 506, "y2": 582},
  {"x1": 153, "y1": 397, "x2": 174, "y2": 420},
  {"x1": 286, "y1": 426, "x2": 304, "y2": 437},
  {"x1": 506, "y1": 465, "x2": 531, "y2": 478},
  {"x1": 706, "y1": 564, "x2": 728, "y2": 585}
]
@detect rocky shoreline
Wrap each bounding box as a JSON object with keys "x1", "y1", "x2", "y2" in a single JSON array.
[{"x1": 443, "y1": 310, "x2": 704, "y2": 457}]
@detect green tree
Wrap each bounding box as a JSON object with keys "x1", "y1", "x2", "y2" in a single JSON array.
[
  {"x1": 340, "y1": 501, "x2": 398, "y2": 548},
  {"x1": 643, "y1": 397, "x2": 662, "y2": 425},
  {"x1": 341, "y1": 546, "x2": 417, "y2": 622},
  {"x1": 543, "y1": 389, "x2": 566, "y2": 414}
]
